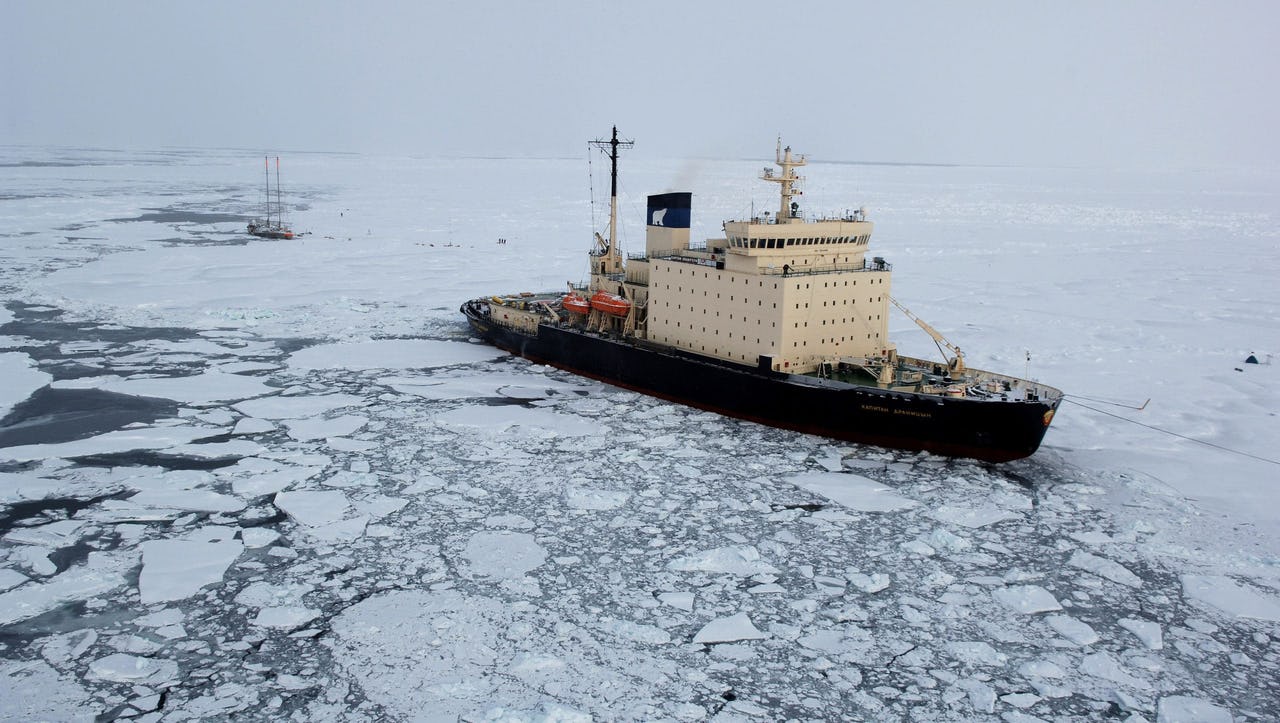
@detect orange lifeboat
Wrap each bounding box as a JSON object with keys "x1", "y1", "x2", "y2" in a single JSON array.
[
  {"x1": 562, "y1": 292, "x2": 591, "y2": 315},
  {"x1": 589, "y1": 290, "x2": 631, "y2": 316}
]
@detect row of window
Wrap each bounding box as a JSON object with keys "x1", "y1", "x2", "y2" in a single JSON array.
[
  {"x1": 661, "y1": 266, "x2": 779, "y2": 287},
  {"x1": 726, "y1": 235, "x2": 871, "y2": 249},
  {"x1": 661, "y1": 313, "x2": 775, "y2": 327},
  {"x1": 793, "y1": 297, "x2": 884, "y2": 309},
  {"x1": 793, "y1": 316, "x2": 881, "y2": 327},
  {"x1": 790, "y1": 334, "x2": 879, "y2": 347},
  {"x1": 658, "y1": 266, "x2": 887, "y2": 289}
]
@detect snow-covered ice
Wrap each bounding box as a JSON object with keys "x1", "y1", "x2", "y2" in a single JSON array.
[
  {"x1": 787, "y1": 470, "x2": 918, "y2": 512},
  {"x1": 1, "y1": 148, "x2": 1277, "y2": 720},
  {"x1": 0, "y1": 352, "x2": 51, "y2": 418},
  {"x1": 992, "y1": 585, "x2": 1063, "y2": 614},
  {"x1": 138, "y1": 530, "x2": 244, "y2": 604},
  {"x1": 692, "y1": 613, "x2": 768, "y2": 644},
  {"x1": 287, "y1": 338, "x2": 505, "y2": 371},
  {"x1": 1181, "y1": 574, "x2": 1280, "y2": 622}
]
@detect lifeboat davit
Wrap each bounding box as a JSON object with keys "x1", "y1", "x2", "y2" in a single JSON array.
[
  {"x1": 562, "y1": 292, "x2": 591, "y2": 315},
  {"x1": 589, "y1": 290, "x2": 631, "y2": 316}
]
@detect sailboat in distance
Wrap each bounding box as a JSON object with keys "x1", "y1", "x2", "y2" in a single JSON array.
[{"x1": 247, "y1": 156, "x2": 294, "y2": 239}]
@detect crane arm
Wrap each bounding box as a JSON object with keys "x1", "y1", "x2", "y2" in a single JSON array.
[{"x1": 889, "y1": 297, "x2": 966, "y2": 373}]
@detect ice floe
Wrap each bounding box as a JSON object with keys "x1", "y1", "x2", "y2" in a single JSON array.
[
  {"x1": 232, "y1": 393, "x2": 363, "y2": 419},
  {"x1": 1156, "y1": 694, "x2": 1234, "y2": 723},
  {"x1": 431, "y1": 404, "x2": 597, "y2": 438},
  {"x1": 138, "y1": 528, "x2": 243, "y2": 604},
  {"x1": 1119, "y1": 617, "x2": 1164, "y2": 650},
  {"x1": 787, "y1": 470, "x2": 918, "y2": 512},
  {"x1": 0, "y1": 423, "x2": 224, "y2": 462},
  {"x1": 1181, "y1": 574, "x2": 1280, "y2": 621},
  {"x1": 992, "y1": 585, "x2": 1062, "y2": 614},
  {"x1": 86, "y1": 653, "x2": 178, "y2": 685},
  {"x1": 692, "y1": 612, "x2": 767, "y2": 644},
  {"x1": 0, "y1": 351, "x2": 51, "y2": 418},
  {"x1": 463, "y1": 531, "x2": 547, "y2": 579},
  {"x1": 1067, "y1": 549, "x2": 1143, "y2": 588},
  {"x1": 283, "y1": 413, "x2": 368, "y2": 441},
  {"x1": 666, "y1": 545, "x2": 779, "y2": 576},
  {"x1": 0, "y1": 551, "x2": 136, "y2": 626},
  {"x1": 95, "y1": 370, "x2": 277, "y2": 405},
  {"x1": 287, "y1": 338, "x2": 505, "y2": 371}
]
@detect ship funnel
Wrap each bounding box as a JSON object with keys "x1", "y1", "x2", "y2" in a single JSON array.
[{"x1": 646, "y1": 192, "x2": 691, "y2": 256}]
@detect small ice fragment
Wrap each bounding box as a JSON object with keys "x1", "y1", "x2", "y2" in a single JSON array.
[
  {"x1": 930, "y1": 504, "x2": 1018, "y2": 528},
  {"x1": 657, "y1": 591, "x2": 695, "y2": 611},
  {"x1": 463, "y1": 531, "x2": 546, "y2": 579},
  {"x1": 1045, "y1": 614, "x2": 1099, "y2": 646},
  {"x1": 946, "y1": 641, "x2": 1007, "y2": 667},
  {"x1": 1155, "y1": 695, "x2": 1233, "y2": 723},
  {"x1": 1000, "y1": 692, "x2": 1041, "y2": 709},
  {"x1": 1068, "y1": 550, "x2": 1142, "y2": 588},
  {"x1": 1118, "y1": 618, "x2": 1163, "y2": 650},
  {"x1": 564, "y1": 487, "x2": 629, "y2": 511},
  {"x1": 232, "y1": 417, "x2": 275, "y2": 435},
  {"x1": 666, "y1": 546, "x2": 778, "y2": 576},
  {"x1": 600, "y1": 618, "x2": 670, "y2": 645},
  {"x1": 86, "y1": 653, "x2": 178, "y2": 685},
  {"x1": 787, "y1": 471, "x2": 917, "y2": 512},
  {"x1": 900, "y1": 540, "x2": 936, "y2": 556},
  {"x1": 693, "y1": 612, "x2": 766, "y2": 644},
  {"x1": 993, "y1": 585, "x2": 1061, "y2": 614},
  {"x1": 252, "y1": 606, "x2": 321, "y2": 629},
  {"x1": 846, "y1": 572, "x2": 891, "y2": 594},
  {"x1": 284, "y1": 414, "x2": 367, "y2": 441},
  {"x1": 240, "y1": 528, "x2": 281, "y2": 548}
]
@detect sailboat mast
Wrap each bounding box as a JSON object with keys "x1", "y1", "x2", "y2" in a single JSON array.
[
  {"x1": 263, "y1": 156, "x2": 271, "y2": 224},
  {"x1": 275, "y1": 157, "x2": 282, "y2": 227}
]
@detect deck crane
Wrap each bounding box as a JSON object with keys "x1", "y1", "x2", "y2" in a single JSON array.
[{"x1": 889, "y1": 297, "x2": 966, "y2": 375}]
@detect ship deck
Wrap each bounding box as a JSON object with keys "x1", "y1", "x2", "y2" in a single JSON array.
[
  {"x1": 472, "y1": 293, "x2": 1062, "y2": 406},
  {"x1": 805, "y1": 357, "x2": 1059, "y2": 403}
]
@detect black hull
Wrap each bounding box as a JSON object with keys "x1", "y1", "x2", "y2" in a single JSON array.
[{"x1": 461, "y1": 302, "x2": 1058, "y2": 462}]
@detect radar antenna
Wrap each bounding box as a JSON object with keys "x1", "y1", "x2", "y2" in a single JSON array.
[{"x1": 588, "y1": 126, "x2": 634, "y2": 271}]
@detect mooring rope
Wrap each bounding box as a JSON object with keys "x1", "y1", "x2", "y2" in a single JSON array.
[{"x1": 1063, "y1": 397, "x2": 1280, "y2": 466}]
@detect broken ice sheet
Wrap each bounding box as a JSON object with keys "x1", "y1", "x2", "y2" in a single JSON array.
[
  {"x1": 0, "y1": 424, "x2": 226, "y2": 463},
  {"x1": 666, "y1": 546, "x2": 779, "y2": 576},
  {"x1": 283, "y1": 413, "x2": 367, "y2": 441},
  {"x1": 0, "y1": 550, "x2": 136, "y2": 626},
  {"x1": 462, "y1": 531, "x2": 547, "y2": 579},
  {"x1": 96, "y1": 370, "x2": 277, "y2": 405},
  {"x1": 693, "y1": 612, "x2": 767, "y2": 644},
  {"x1": 86, "y1": 653, "x2": 178, "y2": 686},
  {"x1": 929, "y1": 504, "x2": 1020, "y2": 528},
  {"x1": 1181, "y1": 574, "x2": 1280, "y2": 622},
  {"x1": 287, "y1": 338, "x2": 505, "y2": 371},
  {"x1": 431, "y1": 404, "x2": 596, "y2": 438},
  {"x1": 992, "y1": 585, "x2": 1062, "y2": 614},
  {"x1": 138, "y1": 527, "x2": 243, "y2": 604},
  {"x1": 786, "y1": 471, "x2": 918, "y2": 512}
]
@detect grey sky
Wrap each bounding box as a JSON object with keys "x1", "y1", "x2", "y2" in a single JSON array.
[{"x1": 3, "y1": 0, "x2": 1276, "y2": 168}]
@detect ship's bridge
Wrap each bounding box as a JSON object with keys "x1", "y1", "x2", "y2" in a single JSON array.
[{"x1": 722, "y1": 218, "x2": 874, "y2": 253}]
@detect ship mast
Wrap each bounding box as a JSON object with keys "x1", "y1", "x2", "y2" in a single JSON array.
[
  {"x1": 761, "y1": 137, "x2": 806, "y2": 223},
  {"x1": 275, "y1": 157, "x2": 282, "y2": 228},
  {"x1": 263, "y1": 156, "x2": 271, "y2": 225},
  {"x1": 589, "y1": 126, "x2": 633, "y2": 278}
]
